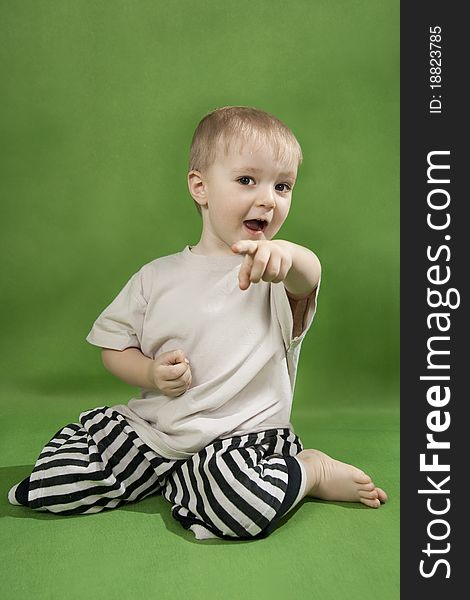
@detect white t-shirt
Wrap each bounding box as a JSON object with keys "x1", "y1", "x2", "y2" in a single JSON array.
[{"x1": 86, "y1": 246, "x2": 319, "y2": 459}]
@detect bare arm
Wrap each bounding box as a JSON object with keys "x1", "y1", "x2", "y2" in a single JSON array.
[
  {"x1": 281, "y1": 241, "x2": 321, "y2": 299},
  {"x1": 101, "y1": 347, "x2": 192, "y2": 397},
  {"x1": 101, "y1": 347, "x2": 156, "y2": 389},
  {"x1": 282, "y1": 242, "x2": 321, "y2": 337}
]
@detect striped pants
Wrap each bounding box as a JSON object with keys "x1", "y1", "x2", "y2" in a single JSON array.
[{"x1": 14, "y1": 406, "x2": 306, "y2": 539}]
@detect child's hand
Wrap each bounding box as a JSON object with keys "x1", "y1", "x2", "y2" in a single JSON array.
[
  {"x1": 231, "y1": 240, "x2": 293, "y2": 291},
  {"x1": 151, "y1": 349, "x2": 192, "y2": 398}
]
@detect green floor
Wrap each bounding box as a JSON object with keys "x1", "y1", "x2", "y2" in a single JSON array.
[
  {"x1": 0, "y1": 383, "x2": 399, "y2": 600},
  {"x1": 1, "y1": 1, "x2": 399, "y2": 597}
]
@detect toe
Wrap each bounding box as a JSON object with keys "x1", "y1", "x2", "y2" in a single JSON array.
[
  {"x1": 359, "y1": 489, "x2": 378, "y2": 500},
  {"x1": 361, "y1": 497, "x2": 381, "y2": 509},
  {"x1": 376, "y1": 487, "x2": 388, "y2": 503}
]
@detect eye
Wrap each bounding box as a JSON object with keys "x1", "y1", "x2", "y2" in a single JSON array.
[
  {"x1": 275, "y1": 183, "x2": 292, "y2": 192},
  {"x1": 237, "y1": 176, "x2": 255, "y2": 185}
]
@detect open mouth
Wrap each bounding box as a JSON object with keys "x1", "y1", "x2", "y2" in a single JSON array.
[{"x1": 243, "y1": 219, "x2": 267, "y2": 233}]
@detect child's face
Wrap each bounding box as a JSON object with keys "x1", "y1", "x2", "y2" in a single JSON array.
[{"x1": 190, "y1": 137, "x2": 297, "y2": 254}]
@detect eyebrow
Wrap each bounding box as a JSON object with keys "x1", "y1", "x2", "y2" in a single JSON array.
[{"x1": 231, "y1": 167, "x2": 297, "y2": 180}]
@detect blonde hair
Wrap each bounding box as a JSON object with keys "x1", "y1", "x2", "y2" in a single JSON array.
[{"x1": 189, "y1": 106, "x2": 303, "y2": 214}]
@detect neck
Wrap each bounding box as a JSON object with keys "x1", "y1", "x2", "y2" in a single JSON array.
[{"x1": 190, "y1": 232, "x2": 235, "y2": 256}]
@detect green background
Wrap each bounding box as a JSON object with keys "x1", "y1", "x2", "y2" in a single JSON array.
[{"x1": 0, "y1": 1, "x2": 399, "y2": 599}]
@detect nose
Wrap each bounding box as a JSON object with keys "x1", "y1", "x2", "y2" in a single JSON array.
[{"x1": 255, "y1": 186, "x2": 276, "y2": 210}]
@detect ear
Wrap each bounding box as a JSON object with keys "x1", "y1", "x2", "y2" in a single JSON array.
[{"x1": 187, "y1": 170, "x2": 208, "y2": 208}]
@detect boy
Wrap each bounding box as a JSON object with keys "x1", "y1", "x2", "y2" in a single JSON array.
[{"x1": 8, "y1": 106, "x2": 387, "y2": 540}]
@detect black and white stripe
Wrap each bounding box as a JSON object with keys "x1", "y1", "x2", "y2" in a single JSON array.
[
  {"x1": 28, "y1": 406, "x2": 176, "y2": 515},
  {"x1": 163, "y1": 429, "x2": 304, "y2": 539},
  {"x1": 17, "y1": 407, "x2": 305, "y2": 538}
]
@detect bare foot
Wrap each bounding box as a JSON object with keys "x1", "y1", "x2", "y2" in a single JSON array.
[{"x1": 296, "y1": 449, "x2": 388, "y2": 508}]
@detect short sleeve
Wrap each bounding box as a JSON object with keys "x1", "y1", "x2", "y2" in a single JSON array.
[
  {"x1": 86, "y1": 270, "x2": 148, "y2": 351},
  {"x1": 271, "y1": 277, "x2": 321, "y2": 352}
]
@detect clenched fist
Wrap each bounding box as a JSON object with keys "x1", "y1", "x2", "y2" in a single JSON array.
[{"x1": 150, "y1": 349, "x2": 192, "y2": 398}]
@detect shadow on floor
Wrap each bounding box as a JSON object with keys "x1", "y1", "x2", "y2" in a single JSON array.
[
  {"x1": 0, "y1": 464, "x2": 200, "y2": 543},
  {"x1": 1, "y1": 464, "x2": 368, "y2": 547},
  {"x1": 0, "y1": 465, "x2": 305, "y2": 545}
]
